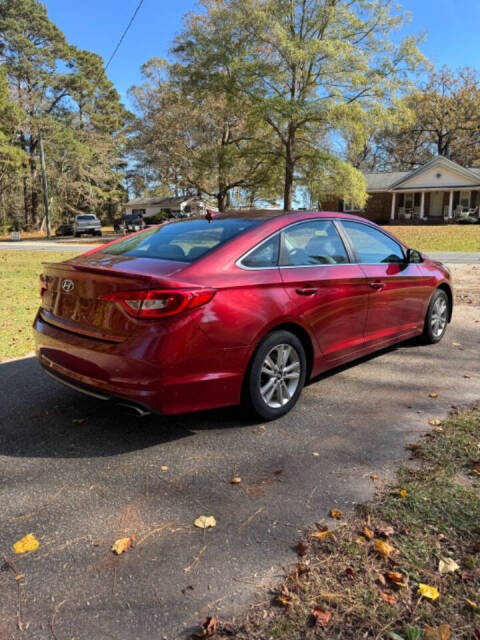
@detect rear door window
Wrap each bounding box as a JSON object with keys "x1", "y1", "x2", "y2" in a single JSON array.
[{"x1": 240, "y1": 235, "x2": 279, "y2": 268}]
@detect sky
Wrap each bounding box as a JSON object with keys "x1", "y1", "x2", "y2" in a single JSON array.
[{"x1": 43, "y1": 0, "x2": 480, "y2": 109}]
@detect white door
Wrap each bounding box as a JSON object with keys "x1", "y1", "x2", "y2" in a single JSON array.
[{"x1": 430, "y1": 191, "x2": 444, "y2": 217}]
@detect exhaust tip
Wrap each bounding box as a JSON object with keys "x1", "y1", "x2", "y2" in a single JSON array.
[{"x1": 116, "y1": 402, "x2": 151, "y2": 417}]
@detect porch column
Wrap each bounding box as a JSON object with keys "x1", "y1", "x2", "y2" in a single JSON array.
[
  {"x1": 390, "y1": 192, "x2": 396, "y2": 220},
  {"x1": 420, "y1": 192, "x2": 425, "y2": 218},
  {"x1": 448, "y1": 190, "x2": 454, "y2": 218}
]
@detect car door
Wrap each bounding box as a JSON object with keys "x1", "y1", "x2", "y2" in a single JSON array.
[
  {"x1": 279, "y1": 219, "x2": 370, "y2": 366},
  {"x1": 338, "y1": 220, "x2": 425, "y2": 347}
]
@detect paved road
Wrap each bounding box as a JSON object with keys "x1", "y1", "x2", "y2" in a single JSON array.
[
  {"x1": 1, "y1": 305, "x2": 479, "y2": 639},
  {"x1": 426, "y1": 251, "x2": 480, "y2": 263}
]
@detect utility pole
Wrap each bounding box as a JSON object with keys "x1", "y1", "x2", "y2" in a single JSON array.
[{"x1": 38, "y1": 130, "x2": 51, "y2": 239}]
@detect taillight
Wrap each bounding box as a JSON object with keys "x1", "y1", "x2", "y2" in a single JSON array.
[{"x1": 99, "y1": 288, "x2": 216, "y2": 319}]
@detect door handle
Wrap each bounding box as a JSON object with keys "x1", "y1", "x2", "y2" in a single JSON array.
[
  {"x1": 295, "y1": 287, "x2": 318, "y2": 296},
  {"x1": 369, "y1": 281, "x2": 385, "y2": 290}
]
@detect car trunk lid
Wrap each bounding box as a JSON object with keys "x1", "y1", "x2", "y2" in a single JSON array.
[{"x1": 40, "y1": 254, "x2": 189, "y2": 340}]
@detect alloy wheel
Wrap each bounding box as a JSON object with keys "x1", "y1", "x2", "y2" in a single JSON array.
[
  {"x1": 431, "y1": 296, "x2": 447, "y2": 338},
  {"x1": 259, "y1": 343, "x2": 301, "y2": 409}
]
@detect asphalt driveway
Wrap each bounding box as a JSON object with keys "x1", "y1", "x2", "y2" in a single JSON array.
[{"x1": 0, "y1": 306, "x2": 479, "y2": 639}]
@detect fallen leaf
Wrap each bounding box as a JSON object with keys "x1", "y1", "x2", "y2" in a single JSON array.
[
  {"x1": 312, "y1": 606, "x2": 331, "y2": 628},
  {"x1": 399, "y1": 489, "x2": 408, "y2": 498},
  {"x1": 161, "y1": 465, "x2": 168, "y2": 471},
  {"x1": 345, "y1": 567, "x2": 355, "y2": 578},
  {"x1": 72, "y1": 418, "x2": 85, "y2": 424},
  {"x1": 438, "y1": 557, "x2": 459, "y2": 574},
  {"x1": 429, "y1": 392, "x2": 439, "y2": 398},
  {"x1": 297, "y1": 539, "x2": 308, "y2": 556},
  {"x1": 466, "y1": 598, "x2": 478, "y2": 609},
  {"x1": 374, "y1": 539, "x2": 395, "y2": 557},
  {"x1": 428, "y1": 418, "x2": 441, "y2": 426},
  {"x1": 464, "y1": 374, "x2": 471, "y2": 379},
  {"x1": 330, "y1": 509, "x2": 342, "y2": 519},
  {"x1": 230, "y1": 476, "x2": 242, "y2": 484},
  {"x1": 376, "y1": 524, "x2": 395, "y2": 537},
  {"x1": 355, "y1": 536, "x2": 367, "y2": 545},
  {"x1": 452, "y1": 342, "x2": 461, "y2": 347},
  {"x1": 312, "y1": 452, "x2": 320, "y2": 457},
  {"x1": 370, "y1": 474, "x2": 379, "y2": 480},
  {"x1": 111, "y1": 536, "x2": 134, "y2": 555},
  {"x1": 13, "y1": 533, "x2": 40, "y2": 554},
  {"x1": 311, "y1": 529, "x2": 333, "y2": 541},
  {"x1": 386, "y1": 571, "x2": 407, "y2": 587},
  {"x1": 276, "y1": 594, "x2": 290, "y2": 607},
  {"x1": 380, "y1": 591, "x2": 396, "y2": 606},
  {"x1": 417, "y1": 583, "x2": 440, "y2": 600},
  {"x1": 424, "y1": 624, "x2": 451, "y2": 640},
  {"x1": 362, "y1": 526, "x2": 374, "y2": 540},
  {"x1": 192, "y1": 615, "x2": 218, "y2": 638},
  {"x1": 194, "y1": 516, "x2": 216, "y2": 529}
]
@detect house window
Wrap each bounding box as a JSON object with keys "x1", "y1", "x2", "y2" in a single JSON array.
[
  {"x1": 343, "y1": 201, "x2": 362, "y2": 213},
  {"x1": 459, "y1": 191, "x2": 471, "y2": 208}
]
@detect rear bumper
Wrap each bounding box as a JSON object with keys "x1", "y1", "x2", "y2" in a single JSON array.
[{"x1": 33, "y1": 311, "x2": 247, "y2": 415}]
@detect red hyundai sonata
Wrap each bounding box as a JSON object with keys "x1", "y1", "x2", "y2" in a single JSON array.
[{"x1": 34, "y1": 211, "x2": 452, "y2": 420}]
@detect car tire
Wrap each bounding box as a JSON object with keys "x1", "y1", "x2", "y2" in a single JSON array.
[
  {"x1": 423, "y1": 289, "x2": 449, "y2": 344},
  {"x1": 244, "y1": 330, "x2": 307, "y2": 420}
]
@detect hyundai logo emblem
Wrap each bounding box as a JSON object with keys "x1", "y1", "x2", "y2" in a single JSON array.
[{"x1": 62, "y1": 279, "x2": 75, "y2": 293}]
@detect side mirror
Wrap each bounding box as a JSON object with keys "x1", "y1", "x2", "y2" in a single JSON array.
[{"x1": 406, "y1": 248, "x2": 423, "y2": 264}]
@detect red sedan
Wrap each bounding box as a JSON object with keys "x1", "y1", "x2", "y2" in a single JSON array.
[{"x1": 34, "y1": 212, "x2": 452, "y2": 420}]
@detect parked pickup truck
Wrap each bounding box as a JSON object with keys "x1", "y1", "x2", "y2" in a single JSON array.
[{"x1": 73, "y1": 214, "x2": 102, "y2": 237}]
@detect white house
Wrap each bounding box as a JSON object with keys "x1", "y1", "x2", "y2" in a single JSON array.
[{"x1": 124, "y1": 195, "x2": 207, "y2": 219}]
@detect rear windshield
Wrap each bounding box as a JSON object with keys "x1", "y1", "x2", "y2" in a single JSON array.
[
  {"x1": 101, "y1": 218, "x2": 260, "y2": 262},
  {"x1": 77, "y1": 215, "x2": 96, "y2": 220}
]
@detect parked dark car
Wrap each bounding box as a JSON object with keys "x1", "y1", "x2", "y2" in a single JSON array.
[
  {"x1": 34, "y1": 211, "x2": 453, "y2": 420},
  {"x1": 123, "y1": 213, "x2": 146, "y2": 233},
  {"x1": 55, "y1": 221, "x2": 74, "y2": 236}
]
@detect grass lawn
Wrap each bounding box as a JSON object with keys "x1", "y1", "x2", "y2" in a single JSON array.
[
  {"x1": 386, "y1": 225, "x2": 480, "y2": 252},
  {"x1": 219, "y1": 408, "x2": 480, "y2": 639},
  {"x1": 0, "y1": 250, "x2": 79, "y2": 361}
]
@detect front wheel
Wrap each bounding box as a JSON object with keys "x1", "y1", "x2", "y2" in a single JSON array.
[
  {"x1": 244, "y1": 330, "x2": 307, "y2": 420},
  {"x1": 423, "y1": 289, "x2": 449, "y2": 344}
]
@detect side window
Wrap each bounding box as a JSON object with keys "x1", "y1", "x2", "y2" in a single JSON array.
[
  {"x1": 241, "y1": 234, "x2": 279, "y2": 268},
  {"x1": 281, "y1": 220, "x2": 349, "y2": 266},
  {"x1": 341, "y1": 221, "x2": 404, "y2": 264}
]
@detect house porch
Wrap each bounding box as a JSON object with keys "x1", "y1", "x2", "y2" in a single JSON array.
[{"x1": 389, "y1": 189, "x2": 480, "y2": 221}]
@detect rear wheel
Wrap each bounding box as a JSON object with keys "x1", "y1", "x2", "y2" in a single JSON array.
[
  {"x1": 245, "y1": 330, "x2": 307, "y2": 420},
  {"x1": 423, "y1": 289, "x2": 449, "y2": 344}
]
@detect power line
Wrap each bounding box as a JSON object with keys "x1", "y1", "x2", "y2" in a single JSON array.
[{"x1": 105, "y1": 0, "x2": 145, "y2": 70}]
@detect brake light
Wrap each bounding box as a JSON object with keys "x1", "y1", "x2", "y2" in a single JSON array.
[{"x1": 99, "y1": 288, "x2": 216, "y2": 319}]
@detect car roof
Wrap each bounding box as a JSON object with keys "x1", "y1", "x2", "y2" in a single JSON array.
[{"x1": 194, "y1": 209, "x2": 370, "y2": 224}]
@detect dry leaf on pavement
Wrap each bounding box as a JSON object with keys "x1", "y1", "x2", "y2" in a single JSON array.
[
  {"x1": 428, "y1": 418, "x2": 441, "y2": 426},
  {"x1": 330, "y1": 508, "x2": 342, "y2": 519},
  {"x1": 417, "y1": 583, "x2": 440, "y2": 600},
  {"x1": 230, "y1": 476, "x2": 242, "y2": 484},
  {"x1": 429, "y1": 392, "x2": 439, "y2": 398},
  {"x1": 192, "y1": 615, "x2": 218, "y2": 638},
  {"x1": 297, "y1": 539, "x2": 308, "y2": 556},
  {"x1": 438, "y1": 557, "x2": 459, "y2": 574},
  {"x1": 13, "y1": 533, "x2": 40, "y2": 554},
  {"x1": 312, "y1": 606, "x2": 331, "y2": 628},
  {"x1": 194, "y1": 516, "x2": 216, "y2": 529},
  {"x1": 111, "y1": 536, "x2": 134, "y2": 555},
  {"x1": 311, "y1": 529, "x2": 334, "y2": 541}
]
